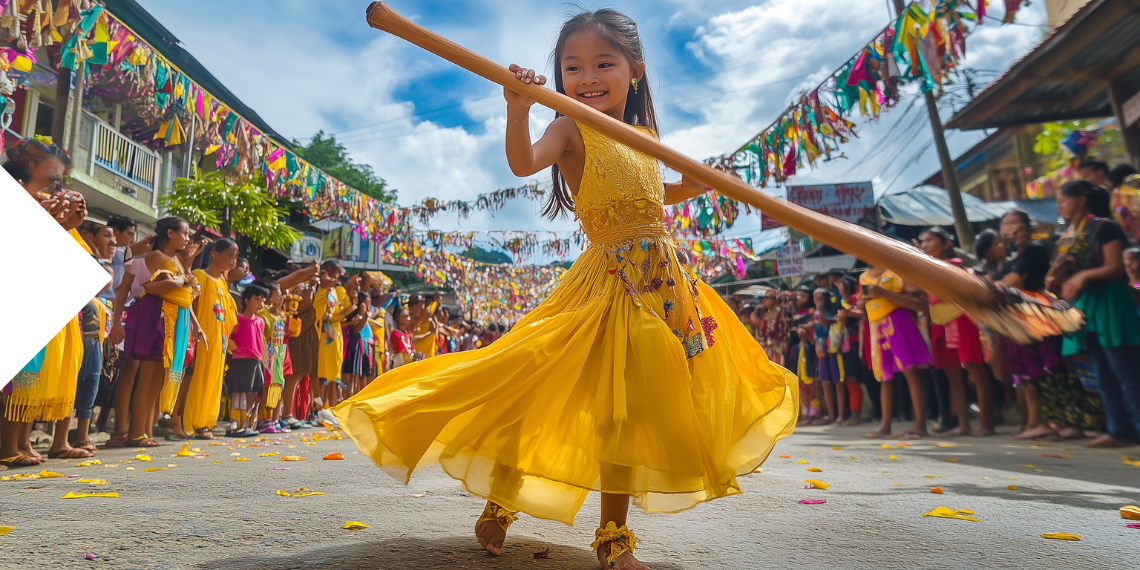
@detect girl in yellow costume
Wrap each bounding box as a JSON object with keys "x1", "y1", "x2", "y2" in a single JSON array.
[
  {"x1": 335, "y1": 10, "x2": 798, "y2": 570},
  {"x1": 316, "y1": 261, "x2": 353, "y2": 407},
  {"x1": 182, "y1": 238, "x2": 239, "y2": 439}
]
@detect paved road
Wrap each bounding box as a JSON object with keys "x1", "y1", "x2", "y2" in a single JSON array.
[{"x1": 2, "y1": 423, "x2": 1137, "y2": 569}]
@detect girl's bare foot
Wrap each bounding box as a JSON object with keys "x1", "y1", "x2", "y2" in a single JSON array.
[
  {"x1": 840, "y1": 417, "x2": 862, "y2": 426},
  {"x1": 903, "y1": 427, "x2": 927, "y2": 439},
  {"x1": 474, "y1": 518, "x2": 506, "y2": 555},
  {"x1": 1057, "y1": 427, "x2": 1084, "y2": 439},
  {"x1": 864, "y1": 428, "x2": 891, "y2": 438},
  {"x1": 18, "y1": 442, "x2": 44, "y2": 462},
  {"x1": 1015, "y1": 425, "x2": 1057, "y2": 440},
  {"x1": 1086, "y1": 434, "x2": 1138, "y2": 448},
  {"x1": 943, "y1": 426, "x2": 971, "y2": 437},
  {"x1": 972, "y1": 427, "x2": 996, "y2": 437},
  {"x1": 598, "y1": 550, "x2": 650, "y2": 570}
]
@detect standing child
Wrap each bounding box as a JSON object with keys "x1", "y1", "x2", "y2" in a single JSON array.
[
  {"x1": 225, "y1": 284, "x2": 269, "y2": 437},
  {"x1": 388, "y1": 308, "x2": 415, "y2": 369},
  {"x1": 860, "y1": 264, "x2": 934, "y2": 439},
  {"x1": 814, "y1": 288, "x2": 841, "y2": 425},
  {"x1": 334, "y1": 9, "x2": 798, "y2": 568}
]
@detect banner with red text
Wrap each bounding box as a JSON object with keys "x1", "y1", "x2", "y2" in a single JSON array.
[{"x1": 761, "y1": 182, "x2": 875, "y2": 230}]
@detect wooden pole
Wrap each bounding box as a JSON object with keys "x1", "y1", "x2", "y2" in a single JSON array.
[
  {"x1": 362, "y1": 2, "x2": 1000, "y2": 318},
  {"x1": 892, "y1": 0, "x2": 974, "y2": 253}
]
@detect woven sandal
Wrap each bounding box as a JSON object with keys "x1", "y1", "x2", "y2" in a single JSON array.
[
  {"x1": 477, "y1": 501, "x2": 518, "y2": 531},
  {"x1": 591, "y1": 522, "x2": 641, "y2": 568}
]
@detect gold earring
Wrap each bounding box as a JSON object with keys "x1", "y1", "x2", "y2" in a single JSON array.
[{"x1": 631, "y1": 78, "x2": 638, "y2": 93}]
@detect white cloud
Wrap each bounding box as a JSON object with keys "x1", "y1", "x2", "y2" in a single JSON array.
[{"x1": 135, "y1": 0, "x2": 1053, "y2": 244}]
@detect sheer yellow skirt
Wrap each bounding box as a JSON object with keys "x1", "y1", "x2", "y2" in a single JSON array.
[{"x1": 335, "y1": 236, "x2": 798, "y2": 525}]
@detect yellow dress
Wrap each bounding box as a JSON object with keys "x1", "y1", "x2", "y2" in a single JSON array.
[
  {"x1": 183, "y1": 270, "x2": 237, "y2": 433},
  {"x1": 334, "y1": 123, "x2": 799, "y2": 525},
  {"x1": 413, "y1": 318, "x2": 437, "y2": 359},
  {"x1": 317, "y1": 286, "x2": 346, "y2": 381}
]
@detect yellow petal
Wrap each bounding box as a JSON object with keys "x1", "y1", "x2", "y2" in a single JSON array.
[
  {"x1": 38, "y1": 470, "x2": 63, "y2": 478},
  {"x1": 778, "y1": 454, "x2": 790, "y2": 458},
  {"x1": 938, "y1": 443, "x2": 953, "y2": 448},
  {"x1": 1020, "y1": 464, "x2": 1035, "y2": 468},
  {"x1": 126, "y1": 467, "x2": 135, "y2": 471},
  {"x1": 831, "y1": 446, "x2": 843, "y2": 450},
  {"x1": 281, "y1": 456, "x2": 306, "y2": 461},
  {"x1": 1041, "y1": 533, "x2": 1080, "y2": 541},
  {"x1": 1008, "y1": 485, "x2": 1017, "y2": 490},
  {"x1": 0, "y1": 526, "x2": 13, "y2": 536},
  {"x1": 803, "y1": 479, "x2": 830, "y2": 490},
  {"x1": 946, "y1": 458, "x2": 959, "y2": 462},
  {"x1": 259, "y1": 453, "x2": 279, "y2": 457},
  {"x1": 343, "y1": 521, "x2": 370, "y2": 530},
  {"x1": 143, "y1": 467, "x2": 165, "y2": 472},
  {"x1": 807, "y1": 467, "x2": 822, "y2": 472},
  {"x1": 924, "y1": 475, "x2": 936, "y2": 478},
  {"x1": 176, "y1": 444, "x2": 195, "y2": 457},
  {"x1": 881, "y1": 444, "x2": 892, "y2": 449},
  {"x1": 1120, "y1": 505, "x2": 1140, "y2": 520},
  {"x1": 60, "y1": 491, "x2": 120, "y2": 499},
  {"x1": 135, "y1": 454, "x2": 152, "y2": 462},
  {"x1": 76, "y1": 479, "x2": 108, "y2": 485},
  {"x1": 277, "y1": 489, "x2": 291, "y2": 497},
  {"x1": 921, "y1": 506, "x2": 978, "y2": 521},
  {"x1": 797, "y1": 459, "x2": 809, "y2": 464},
  {"x1": 889, "y1": 455, "x2": 897, "y2": 460}
]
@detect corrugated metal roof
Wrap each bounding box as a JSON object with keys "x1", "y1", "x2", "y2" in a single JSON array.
[
  {"x1": 877, "y1": 186, "x2": 1013, "y2": 226},
  {"x1": 945, "y1": 0, "x2": 1140, "y2": 131}
]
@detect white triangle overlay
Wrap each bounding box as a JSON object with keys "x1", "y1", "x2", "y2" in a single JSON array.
[{"x1": 0, "y1": 171, "x2": 111, "y2": 390}]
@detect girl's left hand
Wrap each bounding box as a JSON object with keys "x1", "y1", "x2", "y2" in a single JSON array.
[{"x1": 1061, "y1": 271, "x2": 1087, "y2": 300}]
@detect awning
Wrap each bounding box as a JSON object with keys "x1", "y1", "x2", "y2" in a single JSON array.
[
  {"x1": 877, "y1": 186, "x2": 1014, "y2": 226},
  {"x1": 944, "y1": 0, "x2": 1140, "y2": 132}
]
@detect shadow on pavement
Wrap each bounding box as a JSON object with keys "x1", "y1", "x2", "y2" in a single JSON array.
[{"x1": 196, "y1": 535, "x2": 685, "y2": 570}]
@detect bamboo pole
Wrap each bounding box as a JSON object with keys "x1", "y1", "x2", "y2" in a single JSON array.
[{"x1": 362, "y1": 2, "x2": 996, "y2": 317}]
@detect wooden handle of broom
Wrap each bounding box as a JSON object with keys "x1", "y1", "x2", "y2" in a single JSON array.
[{"x1": 363, "y1": 2, "x2": 994, "y2": 314}]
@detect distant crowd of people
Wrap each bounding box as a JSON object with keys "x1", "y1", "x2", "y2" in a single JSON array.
[{"x1": 731, "y1": 161, "x2": 1140, "y2": 448}]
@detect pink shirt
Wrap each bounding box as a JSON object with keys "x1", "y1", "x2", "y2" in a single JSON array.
[
  {"x1": 231, "y1": 314, "x2": 266, "y2": 361},
  {"x1": 129, "y1": 257, "x2": 153, "y2": 301}
]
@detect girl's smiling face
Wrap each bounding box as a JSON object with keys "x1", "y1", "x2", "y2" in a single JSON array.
[{"x1": 560, "y1": 27, "x2": 643, "y2": 117}]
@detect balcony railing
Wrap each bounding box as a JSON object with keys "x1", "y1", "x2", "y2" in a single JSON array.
[{"x1": 89, "y1": 119, "x2": 161, "y2": 193}]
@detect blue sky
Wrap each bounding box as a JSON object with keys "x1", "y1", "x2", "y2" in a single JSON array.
[{"x1": 136, "y1": 0, "x2": 1051, "y2": 255}]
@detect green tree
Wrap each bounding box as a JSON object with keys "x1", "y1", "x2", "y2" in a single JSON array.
[
  {"x1": 293, "y1": 131, "x2": 396, "y2": 202},
  {"x1": 1034, "y1": 119, "x2": 1122, "y2": 172},
  {"x1": 159, "y1": 172, "x2": 300, "y2": 250}
]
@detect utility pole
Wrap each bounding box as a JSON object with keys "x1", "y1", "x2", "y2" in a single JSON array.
[{"x1": 892, "y1": 0, "x2": 974, "y2": 253}]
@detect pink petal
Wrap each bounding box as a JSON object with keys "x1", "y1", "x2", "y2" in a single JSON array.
[
  {"x1": 273, "y1": 467, "x2": 291, "y2": 471},
  {"x1": 800, "y1": 499, "x2": 827, "y2": 504},
  {"x1": 1126, "y1": 523, "x2": 1140, "y2": 529}
]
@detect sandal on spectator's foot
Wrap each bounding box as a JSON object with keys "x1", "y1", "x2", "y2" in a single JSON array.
[
  {"x1": 126, "y1": 436, "x2": 160, "y2": 448},
  {"x1": 47, "y1": 447, "x2": 92, "y2": 459},
  {"x1": 0, "y1": 455, "x2": 40, "y2": 468},
  {"x1": 104, "y1": 434, "x2": 128, "y2": 448},
  {"x1": 592, "y1": 522, "x2": 641, "y2": 569}
]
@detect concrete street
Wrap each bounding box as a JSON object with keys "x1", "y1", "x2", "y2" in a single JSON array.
[{"x1": 2, "y1": 423, "x2": 1138, "y2": 569}]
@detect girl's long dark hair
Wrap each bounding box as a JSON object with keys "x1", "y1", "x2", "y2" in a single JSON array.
[
  {"x1": 544, "y1": 8, "x2": 659, "y2": 220},
  {"x1": 152, "y1": 216, "x2": 188, "y2": 252}
]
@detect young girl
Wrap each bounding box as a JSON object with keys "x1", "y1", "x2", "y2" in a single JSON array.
[
  {"x1": 122, "y1": 217, "x2": 198, "y2": 447},
  {"x1": 316, "y1": 262, "x2": 352, "y2": 408},
  {"x1": 181, "y1": 238, "x2": 239, "y2": 439},
  {"x1": 919, "y1": 228, "x2": 996, "y2": 436},
  {"x1": 859, "y1": 263, "x2": 934, "y2": 439},
  {"x1": 388, "y1": 308, "x2": 415, "y2": 369},
  {"x1": 334, "y1": 10, "x2": 798, "y2": 569},
  {"x1": 225, "y1": 284, "x2": 270, "y2": 437},
  {"x1": 814, "y1": 288, "x2": 839, "y2": 424}
]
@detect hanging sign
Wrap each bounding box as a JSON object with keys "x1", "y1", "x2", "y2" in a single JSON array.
[{"x1": 763, "y1": 182, "x2": 875, "y2": 229}]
